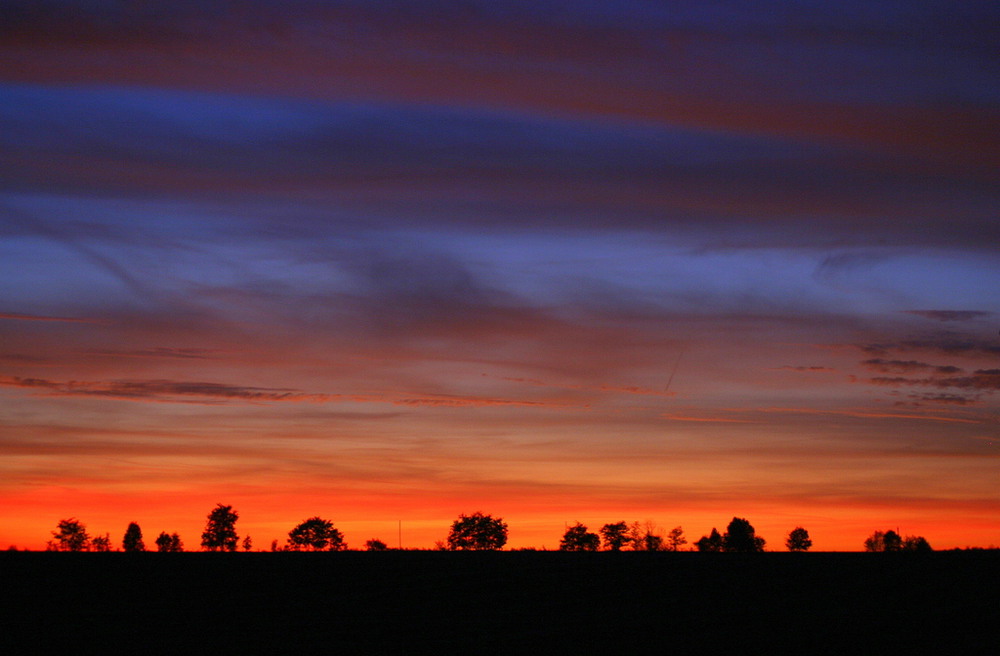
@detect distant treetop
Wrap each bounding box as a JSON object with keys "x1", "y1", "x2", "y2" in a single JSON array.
[
  {"x1": 201, "y1": 504, "x2": 239, "y2": 552},
  {"x1": 447, "y1": 512, "x2": 508, "y2": 551}
]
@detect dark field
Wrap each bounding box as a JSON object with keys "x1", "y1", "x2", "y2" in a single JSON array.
[{"x1": 3, "y1": 551, "x2": 997, "y2": 654}]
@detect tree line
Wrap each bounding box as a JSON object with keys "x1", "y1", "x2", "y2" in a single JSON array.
[{"x1": 39, "y1": 505, "x2": 933, "y2": 553}]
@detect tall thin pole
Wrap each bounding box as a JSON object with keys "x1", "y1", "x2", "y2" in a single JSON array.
[{"x1": 398, "y1": 520, "x2": 402, "y2": 550}]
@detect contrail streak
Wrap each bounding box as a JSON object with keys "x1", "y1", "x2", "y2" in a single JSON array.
[{"x1": 665, "y1": 350, "x2": 684, "y2": 394}]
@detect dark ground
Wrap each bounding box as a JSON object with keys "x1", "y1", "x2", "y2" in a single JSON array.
[{"x1": 2, "y1": 551, "x2": 997, "y2": 654}]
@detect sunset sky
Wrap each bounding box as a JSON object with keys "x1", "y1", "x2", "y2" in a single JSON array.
[{"x1": 1, "y1": 1, "x2": 998, "y2": 551}]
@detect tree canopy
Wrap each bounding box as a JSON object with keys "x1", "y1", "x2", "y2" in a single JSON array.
[
  {"x1": 864, "y1": 530, "x2": 902, "y2": 552},
  {"x1": 600, "y1": 521, "x2": 631, "y2": 551},
  {"x1": 92, "y1": 533, "x2": 113, "y2": 552},
  {"x1": 201, "y1": 504, "x2": 239, "y2": 552},
  {"x1": 123, "y1": 522, "x2": 145, "y2": 552},
  {"x1": 865, "y1": 529, "x2": 931, "y2": 553},
  {"x1": 903, "y1": 535, "x2": 932, "y2": 553},
  {"x1": 446, "y1": 512, "x2": 508, "y2": 551},
  {"x1": 287, "y1": 517, "x2": 346, "y2": 551},
  {"x1": 155, "y1": 531, "x2": 184, "y2": 552},
  {"x1": 723, "y1": 517, "x2": 766, "y2": 552},
  {"x1": 559, "y1": 522, "x2": 600, "y2": 551},
  {"x1": 695, "y1": 528, "x2": 724, "y2": 552},
  {"x1": 786, "y1": 527, "x2": 812, "y2": 552},
  {"x1": 49, "y1": 518, "x2": 90, "y2": 552}
]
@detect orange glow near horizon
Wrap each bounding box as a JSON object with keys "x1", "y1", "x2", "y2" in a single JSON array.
[{"x1": 4, "y1": 464, "x2": 998, "y2": 552}]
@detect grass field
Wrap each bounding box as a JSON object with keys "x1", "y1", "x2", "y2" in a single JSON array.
[{"x1": 3, "y1": 551, "x2": 997, "y2": 654}]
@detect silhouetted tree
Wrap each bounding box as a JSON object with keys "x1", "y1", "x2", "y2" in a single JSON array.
[
  {"x1": 643, "y1": 532, "x2": 664, "y2": 551},
  {"x1": 270, "y1": 539, "x2": 280, "y2": 552},
  {"x1": 864, "y1": 529, "x2": 904, "y2": 552},
  {"x1": 695, "y1": 528, "x2": 724, "y2": 552},
  {"x1": 626, "y1": 521, "x2": 644, "y2": 550},
  {"x1": 50, "y1": 518, "x2": 90, "y2": 552},
  {"x1": 447, "y1": 512, "x2": 508, "y2": 551},
  {"x1": 365, "y1": 539, "x2": 388, "y2": 551},
  {"x1": 666, "y1": 526, "x2": 687, "y2": 552},
  {"x1": 201, "y1": 504, "x2": 239, "y2": 552},
  {"x1": 92, "y1": 533, "x2": 113, "y2": 552},
  {"x1": 903, "y1": 535, "x2": 932, "y2": 552},
  {"x1": 123, "y1": 522, "x2": 145, "y2": 552},
  {"x1": 723, "y1": 517, "x2": 765, "y2": 552},
  {"x1": 626, "y1": 520, "x2": 664, "y2": 551},
  {"x1": 155, "y1": 531, "x2": 183, "y2": 552},
  {"x1": 786, "y1": 527, "x2": 812, "y2": 552},
  {"x1": 863, "y1": 530, "x2": 886, "y2": 552},
  {"x1": 287, "y1": 517, "x2": 346, "y2": 551},
  {"x1": 600, "y1": 521, "x2": 631, "y2": 551},
  {"x1": 242, "y1": 535, "x2": 253, "y2": 552},
  {"x1": 559, "y1": 522, "x2": 600, "y2": 551}
]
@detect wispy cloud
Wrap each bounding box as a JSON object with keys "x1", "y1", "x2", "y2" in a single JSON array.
[
  {"x1": 759, "y1": 406, "x2": 984, "y2": 425},
  {"x1": 771, "y1": 365, "x2": 836, "y2": 373},
  {"x1": 489, "y1": 374, "x2": 674, "y2": 398},
  {"x1": 0, "y1": 376, "x2": 311, "y2": 402},
  {"x1": 861, "y1": 359, "x2": 963, "y2": 375},
  {"x1": 0, "y1": 375, "x2": 580, "y2": 410},
  {"x1": 905, "y1": 393, "x2": 980, "y2": 406},
  {"x1": 905, "y1": 310, "x2": 992, "y2": 322},
  {"x1": 0, "y1": 312, "x2": 103, "y2": 324},
  {"x1": 661, "y1": 414, "x2": 758, "y2": 424},
  {"x1": 88, "y1": 348, "x2": 221, "y2": 360},
  {"x1": 869, "y1": 370, "x2": 1000, "y2": 392},
  {"x1": 860, "y1": 335, "x2": 1000, "y2": 358}
]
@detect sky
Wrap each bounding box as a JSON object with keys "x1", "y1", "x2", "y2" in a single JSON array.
[{"x1": 1, "y1": 0, "x2": 998, "y2": 551}]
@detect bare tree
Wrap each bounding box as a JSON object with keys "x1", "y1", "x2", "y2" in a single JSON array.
[
  {"x1": 622, "y1": 520, "x2": 663, "y2": 551},
  {"x1": 666, "y1": 526, "x2": 687, "y2": 552}
]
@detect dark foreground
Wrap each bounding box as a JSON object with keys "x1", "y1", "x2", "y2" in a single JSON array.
[{"x1": 3, "y1": 551, "x2": 997, "y2": 654}]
